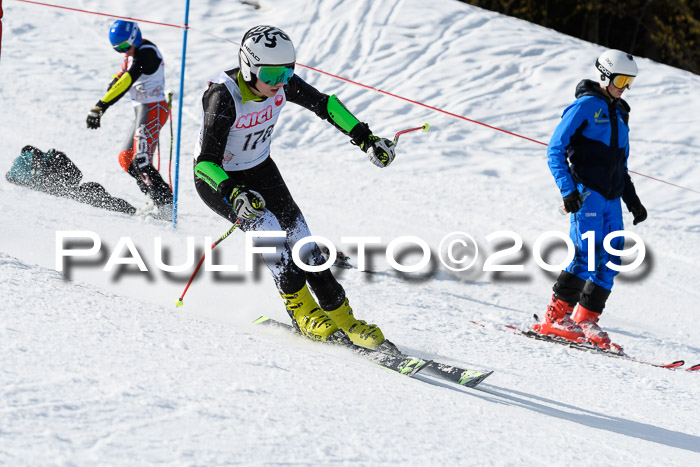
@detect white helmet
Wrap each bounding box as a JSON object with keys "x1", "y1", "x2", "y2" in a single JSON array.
[
  {"x1": 595, "y1": 49, "x2": 638, "y2": 88},
  {"x1": 238, "y1": 25, "x2": 296, "y2": 85}
]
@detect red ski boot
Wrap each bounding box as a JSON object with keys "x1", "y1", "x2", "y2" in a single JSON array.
[
  {"x1": 532, "y1": 295, "x2": 586, "y2": 342},
  {"x1": 572, "y1": 305, "x2": 611, "y2": 349}
]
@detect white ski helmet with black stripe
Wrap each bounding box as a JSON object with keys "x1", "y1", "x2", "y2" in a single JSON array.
[
  {"x1": 595, "y1": 49, "x2": 638, "y2": 87},
  {"x1": 238, "y1": 25, "x2": 296, "y2": 84}
]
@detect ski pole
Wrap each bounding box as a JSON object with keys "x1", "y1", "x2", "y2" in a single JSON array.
[
  {"x1": 393, "y1": 122, "x2": 430, "y2": 147},
  {"x1": 167, "y1": 91, "x2": 174, "y2": 192},
  {"x1": 176, "y1": 219, "x2": 241, "y2": 307}
]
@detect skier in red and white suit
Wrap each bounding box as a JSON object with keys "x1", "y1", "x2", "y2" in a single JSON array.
[{"x1": 86, "y1": 20, "x2": 172, "y2": 218}]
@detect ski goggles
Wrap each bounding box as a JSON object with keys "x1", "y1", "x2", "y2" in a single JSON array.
[
  {"x1": 257, "y1": 65, "x2": 295, "y2": 86},
  {"x1": 611, "y1": 74, "x2": 635, "y2": 89},
  {"x1": 113, "y1": 40, "x2": 132, "y2": 53}
]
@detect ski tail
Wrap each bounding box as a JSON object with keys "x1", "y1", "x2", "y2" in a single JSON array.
[{"x1": 254, "y1": 316, "x2": 431, "y2": 377}]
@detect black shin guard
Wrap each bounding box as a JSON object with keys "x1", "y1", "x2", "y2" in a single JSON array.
[
  {"x1": 578, "y1": 281, "x2": 612, "y2": 314},
  {"x1": 552, "y1": 271, "x2": 586, "y2": 306},
  {"x1": 128, "y1": 163, "x2": 173, "y2": 207},
  {"x1": 307, "y1": 270, "x2": 345, "y2": 311}
]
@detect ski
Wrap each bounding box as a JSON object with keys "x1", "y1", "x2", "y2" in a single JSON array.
[
  {"x1": 421, "y1": 362, "x2": 494, "y2": 388},
  {"x1": 254, "y1": 316, "x2": 429, "y2": 377},
  {"x1": 255, "y1": 316, "x2": 493, "y2": 388},
  {"x1": 471, "y1": 319, "x2": 687, "y2": 371}
]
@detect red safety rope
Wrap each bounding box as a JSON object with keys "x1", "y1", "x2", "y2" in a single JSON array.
[
  {"x1": 10, "y1": 0, "x2": 700, "y2": 195},
  {"x1": 12, "y1": 0, "x2": 185, "y2": 28}
]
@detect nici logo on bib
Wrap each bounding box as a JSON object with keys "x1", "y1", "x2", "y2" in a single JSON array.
[{"x1": 235, "y1": 106, "x2": 274, "y2": 129}]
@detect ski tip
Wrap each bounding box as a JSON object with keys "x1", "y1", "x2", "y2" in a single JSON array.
[
  {"x1": 686, "y1": 363, "x2": 700, "y2": 372},
  {"x1": 661, "y1": 360, "x2": 685, "y2": 369},
  {"x1": 252, "y1": 316, "x2": 271, "y2": 325},
  {"x1": 458, "y1": 369, "x2": 494, "y2": 388},
  {"x1": 470, "y1": 370, "x2": 494, "y2": 388}
]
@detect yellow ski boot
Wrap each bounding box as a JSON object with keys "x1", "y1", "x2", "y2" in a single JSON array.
[
  {"x1": 325, "y1": 298, "x2": 385, "y2": 349},
  {"x1": 281, "y1": 284, "x2": 341, "y2": 342}
]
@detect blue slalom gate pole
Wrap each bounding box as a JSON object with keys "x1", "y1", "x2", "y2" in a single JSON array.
[{"x1": 171, "y1": 0, "x2": 191, "y2": 229}]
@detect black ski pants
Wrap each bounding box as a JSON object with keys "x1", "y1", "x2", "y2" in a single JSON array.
[{"x1": 194, "y1": 156, "x2": 345, "y2": 310}]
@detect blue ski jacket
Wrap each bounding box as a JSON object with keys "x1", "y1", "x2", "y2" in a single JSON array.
[{"x1": 548, "y1": 80, "x2": 640, "y2": 205}]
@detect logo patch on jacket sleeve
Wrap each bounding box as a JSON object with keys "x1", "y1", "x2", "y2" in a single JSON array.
[{"x1": 594, "y1": 108, "x2": 609, "y2": 123}]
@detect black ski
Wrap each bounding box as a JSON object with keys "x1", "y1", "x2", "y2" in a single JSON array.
[{"x1": 254, "y1": 316, "x2": 493, "y2": 387}]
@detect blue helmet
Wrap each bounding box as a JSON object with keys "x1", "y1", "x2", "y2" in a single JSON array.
[{"x1": 109, "y1": 20, "x2": 142, "y2": 52}]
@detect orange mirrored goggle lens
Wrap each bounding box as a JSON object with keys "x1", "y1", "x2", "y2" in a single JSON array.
[{"x1": 611, "y1": 74, "x2": 635, "y2": 89}]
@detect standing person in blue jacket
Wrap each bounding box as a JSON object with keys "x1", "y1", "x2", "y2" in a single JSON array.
[{"x1": 533, "y1": 49, "x2": 647, "y2": 349}]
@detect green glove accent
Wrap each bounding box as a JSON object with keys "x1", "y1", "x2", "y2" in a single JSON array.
[
  {"x1": 327, "y1": 95, "x2": 361, "y2": 133},
  {"x1": 194, "y1": 161, "x2": 230, "y2": 191}
]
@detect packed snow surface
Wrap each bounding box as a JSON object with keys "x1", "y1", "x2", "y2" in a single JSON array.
[{"x1": 1, "y1": 0, "x2": 699, "y2": 464}]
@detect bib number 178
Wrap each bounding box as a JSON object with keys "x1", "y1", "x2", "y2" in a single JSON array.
[{"x1": 243, "y1": 125, "x2": 275, "y2": 151}]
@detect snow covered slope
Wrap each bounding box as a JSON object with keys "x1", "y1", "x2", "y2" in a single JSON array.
[{"x1": 2, "y1": 0, "x2": 699, "y2": 464}]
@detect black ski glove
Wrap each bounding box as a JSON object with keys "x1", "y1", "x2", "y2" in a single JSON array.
[
  {"x1": 218, "y1": 180, "x2": 265, "y2": 221},
  {"x1": 562, "y1": 191, "x2": 583, "y2": 214},
  {"x1": 628, "y1": 202, "x2": 647, "y2": 225},
  {"x1": 86, "y1": 102, "x2": 105, "y2": 129}
]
